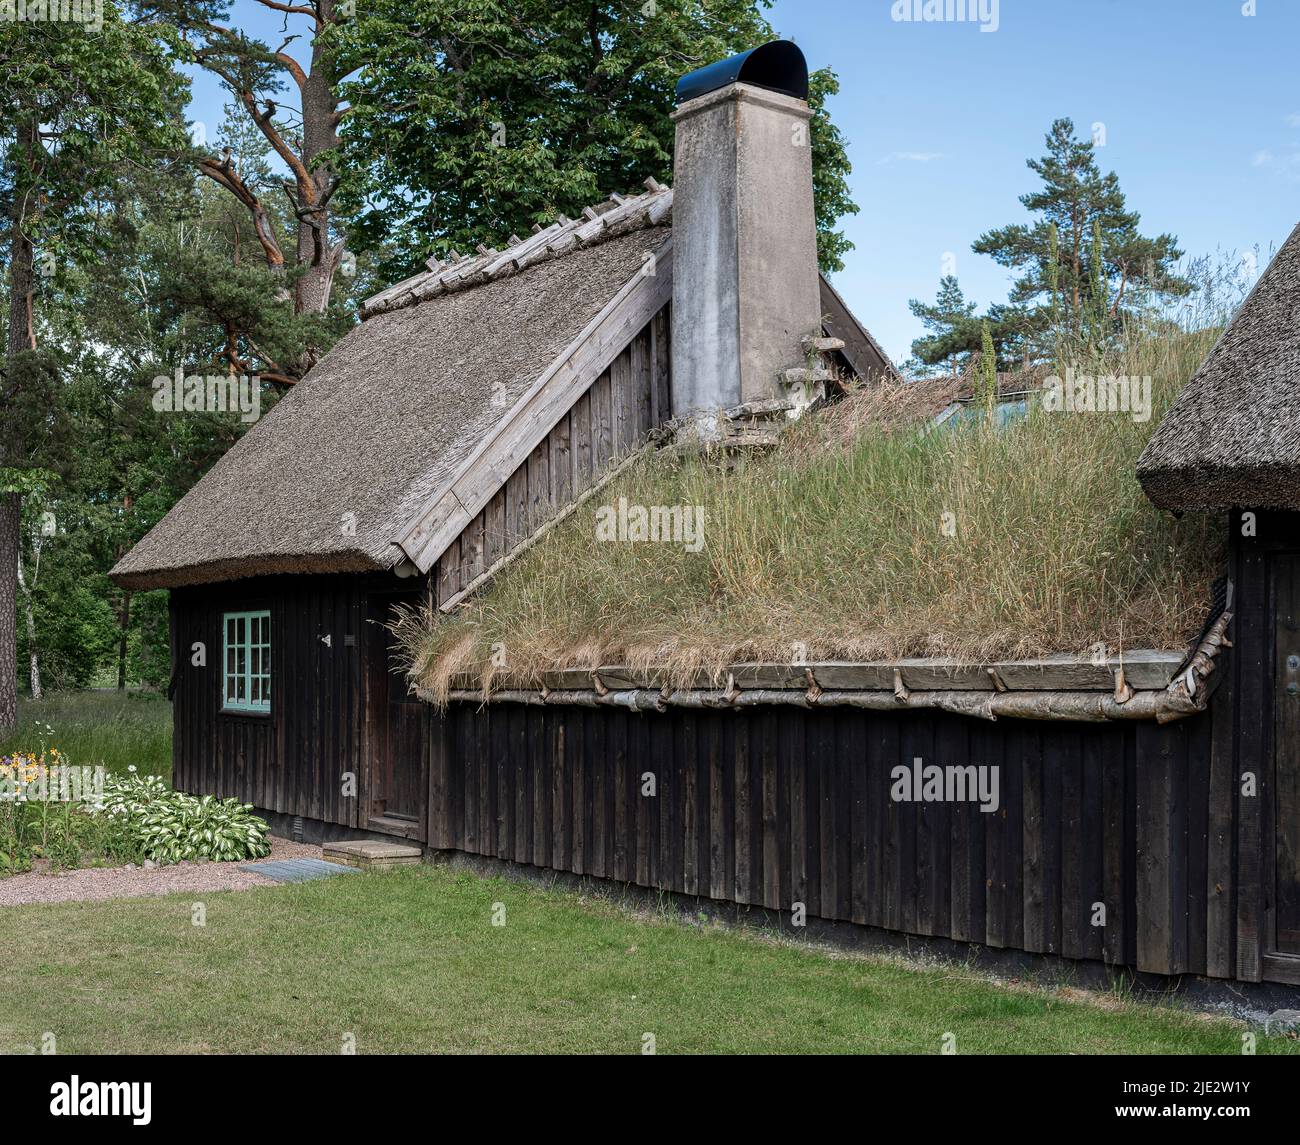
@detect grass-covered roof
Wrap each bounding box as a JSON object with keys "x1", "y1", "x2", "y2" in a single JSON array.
[{"x1": 405, "y1": 327, "x2": 1224, "y2": 701}]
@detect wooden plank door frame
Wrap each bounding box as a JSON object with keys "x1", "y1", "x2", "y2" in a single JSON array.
[{"x1": 363, "y1": 587, "x2": 428, "y2": 842}]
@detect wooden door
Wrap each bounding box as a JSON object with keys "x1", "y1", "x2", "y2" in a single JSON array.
[
  {"x1": 365, "y1": 594, "x2": 427, "y2": 841},
  {"x1": 1275, "y1": 554, "x2": 1300, "y2": 955}
]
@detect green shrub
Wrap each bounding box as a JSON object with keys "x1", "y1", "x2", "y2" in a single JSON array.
[
  {"x1": 104, "y1": 772, "x2": 270, "y2": 863},
  {"x1": 0, "y1": 761, "x2": 269, "y2": 878}
]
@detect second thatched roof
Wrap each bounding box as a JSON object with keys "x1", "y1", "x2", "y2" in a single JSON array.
[{"x1": 1137, "y1": 221, "x2": 1300, "y2": 512}]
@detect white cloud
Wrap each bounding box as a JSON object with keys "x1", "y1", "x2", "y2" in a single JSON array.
[
  {"x1": 1287, "y1": 113, "x2": 1300, "y2": 127},
  {"x1": 877, "y1": 151, "x2": 944, "y2": 166},
  {"x1": 1253, "y1": 147, "x2": 1300, "y2": 179}
]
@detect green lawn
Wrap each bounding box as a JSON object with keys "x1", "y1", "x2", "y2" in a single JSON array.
[
  {"x1": 0, "y1": 864, "x2": 1289, "y2": 1055},
  {"x1": 0, "y1": 691, "x2": 172, "y2": 781}
]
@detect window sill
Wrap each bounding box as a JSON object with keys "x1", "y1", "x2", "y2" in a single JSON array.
[{"x1": 219, "y1": 707, "x2": 272, "y2": 720}]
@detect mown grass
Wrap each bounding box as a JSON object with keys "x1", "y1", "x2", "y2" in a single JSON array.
[
  {"x1": 0, "y1": 691, "x2": 172, "y2": 781},
  {"x1": 406, "y1": 326, "x2": 1225, "y2": 699},
  {"x1": 0, "y1": 863, "x2": 1288, "y2": 1055}
]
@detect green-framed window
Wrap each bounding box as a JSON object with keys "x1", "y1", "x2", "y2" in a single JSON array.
[{"x1": 222, "y1": 610, "x2": 271, "y2": 713}]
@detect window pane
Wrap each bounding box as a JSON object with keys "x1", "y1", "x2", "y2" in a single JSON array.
[{"x1": 222, "y1": 611, "x2": 270, "y2": 711}]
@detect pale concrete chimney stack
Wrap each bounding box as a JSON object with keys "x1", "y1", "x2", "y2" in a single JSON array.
[{"x1": 670, "y1": 41, "x2": 823, "y2": 418}]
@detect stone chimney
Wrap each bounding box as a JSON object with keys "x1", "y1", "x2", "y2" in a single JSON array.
[{"x1": 670, "y1": 41, "x2": 823, "y2": 420}]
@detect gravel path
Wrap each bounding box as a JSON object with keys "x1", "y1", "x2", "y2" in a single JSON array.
[{"x1": 0, "y1": 838, "x2": 324, "y2": 907}]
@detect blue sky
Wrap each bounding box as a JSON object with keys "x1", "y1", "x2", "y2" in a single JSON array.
[{"x1": 188, "y1": 0, "x2": 1300, "y2": 366}]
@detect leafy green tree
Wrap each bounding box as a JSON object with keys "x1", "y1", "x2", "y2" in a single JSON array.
[
  {"x1": 0, "y1": 9, "x2": 189, "y2": 725},
  {"x1": 973, "y1": 118, "x2": 1192, "y2": 348},
  {"x1": 143, "y1": 0, "x2": 351, "y2": 344},
  {"x1": 333, "y1": 0, "x2": 860, "y2": 278}
]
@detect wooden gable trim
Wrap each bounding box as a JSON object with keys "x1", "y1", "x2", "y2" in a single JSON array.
[
  {"x1": 433, "y1": 314, "x2": 670, "y2": 609},
  {"x1": 819, "y1": 274, "x2": 898, "y2": 382},
  {"x1": 395, "y1": 237, "x2": 674, "y2": 573}
]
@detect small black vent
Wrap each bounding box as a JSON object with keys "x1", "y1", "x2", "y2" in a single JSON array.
[{"x1": 292, "y1": 815, "x2": 304, "y2": 842}]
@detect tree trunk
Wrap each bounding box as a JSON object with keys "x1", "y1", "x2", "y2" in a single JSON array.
[
  {"x1": 293, "y1": 11, "x2": 342, "y2": 329},
  {"x1": 0, "y1": 495, "x2": 18, "y2": 725},
  {"x1": 15, "y1": 538, "x2": 40, "y2": 701},
  {"x1": 117, "y1": 590, "x2": 131, "y2": 691},
  {"x1": 0, "y1": 114, "x2": 37, "y2": 728}
]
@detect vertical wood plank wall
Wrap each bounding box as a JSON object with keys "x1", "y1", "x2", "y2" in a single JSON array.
[
  {"x1": 170, "y1": 575, "x2": 366, "y2": 829},
  {"x1": 432, "y1": 701, "x2": 1230, "y2": 977},
  {"x1": 1233, "y1": 509, "x2": 1300, "y2": 985},
  {"x1": 433, "y1": 309, "x2": 671, "y2": 606}
]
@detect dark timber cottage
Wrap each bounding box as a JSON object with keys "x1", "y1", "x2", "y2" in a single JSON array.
[{"x1": 113, "y1": 43, "x2": 1300, "y2": 987}]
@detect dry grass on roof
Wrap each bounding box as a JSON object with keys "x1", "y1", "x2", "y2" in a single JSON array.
[{"x1": 400, "y1": 326, "x2": 1225, "y2": 702}]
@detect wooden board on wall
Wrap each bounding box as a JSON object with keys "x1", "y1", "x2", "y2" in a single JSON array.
[
  {"x1": 427, "y1": 700, "x2": 1224, "y2": 979},
  {"x1": 432, "y1": 312, "x2": 670, "y2": 607}
]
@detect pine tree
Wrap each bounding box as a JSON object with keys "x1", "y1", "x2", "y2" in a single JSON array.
[
  {"x1": 973, "y1": 118, "x2": 1192, "y2": 349},
  {"x1": 908, "y1": 276, "x2": 979, "y2": 373}
]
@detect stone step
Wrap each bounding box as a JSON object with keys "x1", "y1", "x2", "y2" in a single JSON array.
[
  {"x1": 780, "y1": 365, "x2": 831, "y2": 385},
  {"x1": 728, "y1": 414, "x2": 789, "y2": 431},
  {"x1": 720, "y1": 428, "x2": 782, "y2": 450},
  {"x1": 723, "y1": 397, "x2": 795, "y2": 419},
  {"x1": 802, "y1": 335, "x2": 845, "y2": 354},
  {"x1": 323, "y1": 839, "x2": 423, "y2": 871}
]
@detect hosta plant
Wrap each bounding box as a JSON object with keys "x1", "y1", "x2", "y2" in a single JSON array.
[
  {"x1": 133, "y1": 792, "x2": 271, "y2": 864},
  {"x1": 100, "y1": 770, "x2": 171, "y2": 816}
]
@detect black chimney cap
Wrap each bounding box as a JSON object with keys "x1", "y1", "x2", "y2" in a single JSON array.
[{"x1": 674, "y1": 40, "x2": 809, "y2": 106}]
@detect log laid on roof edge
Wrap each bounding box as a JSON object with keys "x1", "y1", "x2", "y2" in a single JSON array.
[
  {"x1": 449, "y1": 650, "x2": 1188, "y2": 696},
  {"x1": 432, "y1": 684, "x2": 1210, "y2": 723},
  {"x1": 427, "y1": 628, "x2": 1233, "y2": 723}
]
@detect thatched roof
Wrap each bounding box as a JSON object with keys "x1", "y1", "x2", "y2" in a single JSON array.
[
  {"x1": 112, "y1": 182, "x2": 893, "y2": 591},
  {"x1": 1138, "y1": 222, "x2": 1300, "y2": 511},
  {"x1": 113, "y1": 202, "x2": 672, "y2": 590}
]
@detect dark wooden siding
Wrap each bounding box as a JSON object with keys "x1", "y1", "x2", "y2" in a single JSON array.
[
  {"x1": 430, "y1": 700, "x2": 1234, "y2": 976},
  {"x1": 170, "y1": 575, "x2": 369, "y2": 828},
  {"x1": 433, "y1": 308, "x2": 671, "y2": 606},
  {"x1": 1232, "y1": 509, "x2": 1300, "y2": 984}
]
